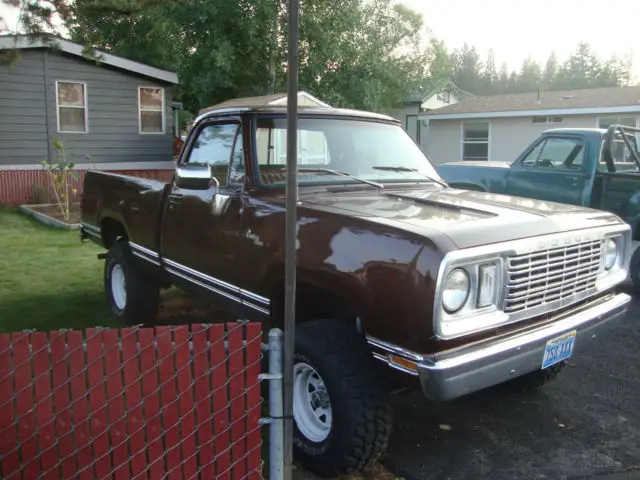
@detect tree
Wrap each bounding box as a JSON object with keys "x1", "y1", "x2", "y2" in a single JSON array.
[
  {"x1": 451, "y1": 43, "x2": 482, "y2": 93},
  {"x1": 426, "y1": 37, "x2": 453, "y2": 82},
  {"x1": 518, "y1": 56, "x2": 542, "y2": 93},
  {"x1": 543, "y1": 51, "x2": 558, "y2": 88},
  {"x1": 479, "y1": 49, "x2": 497, "y2": 94}
]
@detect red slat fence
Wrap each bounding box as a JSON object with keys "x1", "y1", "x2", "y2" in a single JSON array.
[
  {"x1": 0, "y1": 323, "x2": 264, "y2": 480},
  {"x1": 0, "y1": 169, "x2": 175, "y2": 206}
]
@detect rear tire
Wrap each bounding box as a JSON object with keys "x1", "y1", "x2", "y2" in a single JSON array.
[
  {"x1": 104, "y1": 241, "x2": 160, "y2": 325},
  {"x1": 497, "y1": 361, "x2": 566, "y2": 393},
  {"x1": 293, "y1": 319, "x2": 393, "y2": 477}
]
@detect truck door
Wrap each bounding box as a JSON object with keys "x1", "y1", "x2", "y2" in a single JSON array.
[
  {"x1": 160, "y1": 117, "x2": 248, "y2": 315},
  {"x1": 504, "y1": 135, "x2": 589, "y2": 206}
]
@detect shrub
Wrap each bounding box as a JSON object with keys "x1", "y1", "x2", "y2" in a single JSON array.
[{"x1": 41, "y1": 139, "x2": 78, "y2": 222}]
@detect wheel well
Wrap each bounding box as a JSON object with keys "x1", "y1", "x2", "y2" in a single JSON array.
[
  {"x1": 270, "y1": 281, "x2": 358, "y2": 328},
  {"x1": 101, "y1": 218, "x2": 127, "y2": 248}
]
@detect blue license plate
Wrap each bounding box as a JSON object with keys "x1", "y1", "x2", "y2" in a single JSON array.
[{"x1": 541, "y1": 330, "x2": 576, "y2": 369}]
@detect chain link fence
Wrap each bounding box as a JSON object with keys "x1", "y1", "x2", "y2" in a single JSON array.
[{"x1": 0, "y1": 322, "x2": 264, "y2": 480}]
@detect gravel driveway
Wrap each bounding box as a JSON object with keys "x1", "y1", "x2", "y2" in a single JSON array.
[{"x1": 384, "y1": 285, "x2": 640, "y2": 480}]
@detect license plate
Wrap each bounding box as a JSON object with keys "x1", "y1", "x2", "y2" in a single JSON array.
[{"x1": 541, "y1": 330, "x2": 576, "y2": 369}]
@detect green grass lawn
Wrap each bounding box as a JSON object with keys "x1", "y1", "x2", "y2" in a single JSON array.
[{"x1": 0, "y1": 209, "x2": 121, "y2": 332}]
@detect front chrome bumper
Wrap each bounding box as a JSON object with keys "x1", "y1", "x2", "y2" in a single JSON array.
[{"x1": 368, "y1": 292, "x2": 631, "y2": 401}]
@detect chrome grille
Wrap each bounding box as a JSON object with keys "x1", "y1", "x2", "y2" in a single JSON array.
[{"x1": 505, "y1": 239, "x2": 602, "y2": 313}]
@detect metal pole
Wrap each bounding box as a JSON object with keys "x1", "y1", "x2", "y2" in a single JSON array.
[
  {"x1": 283, "y1": 0, "x2": 299, "y2": 479},
  {"x1": 268, "y1": 329, "x2": 284, "y2": 480}
]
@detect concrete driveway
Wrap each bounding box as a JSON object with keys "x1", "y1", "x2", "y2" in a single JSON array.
[{"x1": 384, "y1": 286, "x2": 640, "y2": 480}]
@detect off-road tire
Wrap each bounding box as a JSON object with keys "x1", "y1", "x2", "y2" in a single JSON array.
[
  {"x1": 629, "y1": 245, "x2": 640, "y2": 294},
  {"x1": 293, "y1": 319, "x2": 393, "y2": 477},
  {"x1": 104, "y1": 241, "x2": 160, "y2": 325},
  {"x1": 498, "y1": 361, "x2": 566, "y2": 393}
]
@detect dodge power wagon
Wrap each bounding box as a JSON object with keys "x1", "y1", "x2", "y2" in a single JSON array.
[
  {"x1": 437, "y1": 125, "x2": 640, "y2": 290},
  {"x1": 81, "y1": 97, "x2": 632, "y2": 477}
]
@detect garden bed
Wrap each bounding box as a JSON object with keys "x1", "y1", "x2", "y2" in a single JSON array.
[{"x1": 20, "y1": 202, "x2": 81, "y2": 229}]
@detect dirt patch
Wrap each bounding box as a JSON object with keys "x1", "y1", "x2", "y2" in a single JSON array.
[{"x1": 29, "y1": 203, "x2": 82, "y2": 225}]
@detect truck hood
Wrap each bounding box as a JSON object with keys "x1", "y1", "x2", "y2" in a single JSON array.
[{"x1": 300, "y1": 186, "x2": 620, "y2": 250}]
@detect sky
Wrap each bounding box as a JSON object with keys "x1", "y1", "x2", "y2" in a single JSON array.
[
  {"x1": 2, "y1": 0, "x2": 640, "y2": 80},
  {"x1": 401, "y1": 0, "x2": 640, "y2": 80}
]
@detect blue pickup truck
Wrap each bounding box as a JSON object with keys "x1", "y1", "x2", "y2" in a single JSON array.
[{"x1": 437, "y1": 125, "x2": 640, "y2": 290}]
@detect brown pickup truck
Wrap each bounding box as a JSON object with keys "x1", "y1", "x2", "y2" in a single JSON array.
[{"x1": 81, "y1": 97, "x2": 632, "y2": 477}]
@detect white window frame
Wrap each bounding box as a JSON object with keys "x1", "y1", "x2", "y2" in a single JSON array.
[
  {"x1": 138, "y1": 86, "x2": 165, "y2": 135},
  {"x1": 461, "y1": 121, "x2": 490, "y2": 161},
  {"x1": 532, "y1": 115, "x2": 563, "y2": 125},
  {"x1": 55, "y1": 80, "x2": 88, "y2": 134},
  {"x1": 596, "y1": 115, "x2": 639, "y2": 129}
]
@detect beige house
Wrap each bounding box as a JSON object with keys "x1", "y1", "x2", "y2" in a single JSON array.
[
  {"x1": 390, "y1": 80, "x2": 474, "y2": 150},
  {"x1": 420, "y1": 85, "x2": 640, "y2": 165}
]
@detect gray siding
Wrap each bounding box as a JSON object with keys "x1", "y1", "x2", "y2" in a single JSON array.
[
  {"x1": 44, "y1": 51, "x2": 174, "y2": 165},
  {"x1": 0, "y1": 50, "x2": 49, "y2": 165}
]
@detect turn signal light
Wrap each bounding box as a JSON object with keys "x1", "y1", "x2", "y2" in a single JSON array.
[{"x1": 388, "y1": 355, "x2": 418, "y2": 373}]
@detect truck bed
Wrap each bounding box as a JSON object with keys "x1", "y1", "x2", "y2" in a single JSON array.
[{"x1": 81, "y1": 170, "x2": 170, "y2": 251}]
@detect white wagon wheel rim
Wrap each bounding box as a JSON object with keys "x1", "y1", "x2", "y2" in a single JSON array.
[
  {"x1": 111, "y1": 264, "x2": 127, "y2": 310},
  {"x1": 293, "y1": 362, "x2": 332, "y2": 443}
]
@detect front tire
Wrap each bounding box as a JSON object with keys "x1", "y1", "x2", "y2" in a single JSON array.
[
  {"x1": 104, "y1": 241, "x2": 160, "y2": 325},
  {"x1": 293, "y1": 319, "x2": 393, "y2": 477}
]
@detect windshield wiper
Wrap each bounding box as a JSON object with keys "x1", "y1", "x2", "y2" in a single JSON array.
[
  {"x1": 276, "y1": 167, "x2": 384, "y2": 189},
  {"x1": 371, "y1": 165, "x2": 448, "y2": 188}
]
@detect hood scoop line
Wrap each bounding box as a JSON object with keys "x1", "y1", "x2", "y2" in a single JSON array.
[{"x1": 384, "y1": 192, "x2": 497, "y2": 218}]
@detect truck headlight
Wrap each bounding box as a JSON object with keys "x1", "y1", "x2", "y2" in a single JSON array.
[
  {"x1": 442, "y1": 268, "x2": 470, "y2": 313},
  {"x1": 603, "y1": 238, "x2": 618, "y2": 270}
]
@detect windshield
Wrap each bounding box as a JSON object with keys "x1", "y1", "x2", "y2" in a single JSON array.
[{"x1": 255, "y1": 117, "x2": 444, "y2": 186}]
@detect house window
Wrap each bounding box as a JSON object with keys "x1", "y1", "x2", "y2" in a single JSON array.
[
  {"x1": 56, "y1": 81, "x2": 87, "y2": 133},
  {"x1": 462, "y1": 121, "x2": 489, "y2": 160},
  {"x1": 532, "y1": 116, "x2": 563, "y2": 124},
  {"x1": 139, "y1": 86, "x2": 165, "y2": 134},
  {"x1": 437, "y1": 90, "x2": 451, "y2": 103},
  {"x1": 598, "y1": 116, "x2": 637, "y2": 129}
]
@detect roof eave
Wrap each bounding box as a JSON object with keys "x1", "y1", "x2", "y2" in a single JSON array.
[
  {"x1": 419, "y1": 104, "x2": 640, "y2": 121},
  {"x1": 0, "y1": 35, "x2": 179, "y2": 84}
]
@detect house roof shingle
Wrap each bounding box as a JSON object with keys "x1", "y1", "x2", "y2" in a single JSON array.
[
  {"x1": 0, "y1": 34, "x2": 178, "y2": 84},
  {"x1": 421, "y1": 85, "x2": 640, "y2": 119}
]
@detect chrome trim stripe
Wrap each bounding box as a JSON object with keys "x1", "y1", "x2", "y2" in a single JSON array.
[
  {"x1": 241, "y1": 289, "x2": 270, "y2": 306},
  {"x1": 166, "y1": 268, "x2": 269, "y2": 315},
  {"x1": 163, "y1": 258, "x2": 271, "y2": 306},
  {"x1": 368, "y1": 340, "x2": 421, "y2": 377},
  {"x1": 83, "y1": 230, "x2": 101, "y2": 239},
  {"x1": 129, "y1": 242, "x2": 160, "y2": 259},
  {"x1": 81, "y1": 223, "x2": 101, "y2": 233},
  {"x1": 166, "y1": 267, "x2": 242, "y2": 303},
  {"x1": 132, "y1": 251, "x2": 161, "y2": 267},
  {"x1": 366, "y1": 335, "x2": 423, "y2": 362}
]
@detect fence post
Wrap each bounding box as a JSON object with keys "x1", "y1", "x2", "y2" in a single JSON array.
[{"x1": 265, "y1": 328, "x2": 284, "y2": 480}]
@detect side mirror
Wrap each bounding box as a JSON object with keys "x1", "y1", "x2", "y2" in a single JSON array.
[{"x1": 175, "y1": 164, "x2": 213, "y2": 190}]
